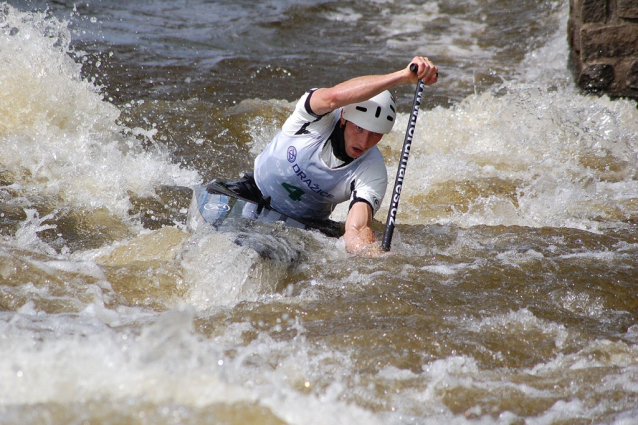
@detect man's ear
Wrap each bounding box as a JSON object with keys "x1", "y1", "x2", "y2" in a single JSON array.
[{"x1": 340, "y1": 111, "x2": 346, "y2": 126}]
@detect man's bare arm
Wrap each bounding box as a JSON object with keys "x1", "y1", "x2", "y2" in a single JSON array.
[
  {"x1": 309, "y1": 56, "x2": 438, "y2": 116},
  {"x1": 343, "y1": 202, "x2": 376, "y2": 253}
]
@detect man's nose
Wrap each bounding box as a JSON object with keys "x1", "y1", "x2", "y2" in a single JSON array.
[{"x1": 358, "y1": 132, "x2": 374, "y2": 148}]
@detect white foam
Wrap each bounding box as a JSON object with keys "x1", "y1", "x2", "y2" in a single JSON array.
[
  {"x1": 466, "y1": 309, "x2": 568, "y2": 349},
  {"x1": 525, "y1": 399, "x2": 587, "y2": 425},
  {"x1": 2, "y1": 304, "x2": 392, "y2": 425},
  {"x1": 496, "y1": 249, "x2": 545, "y2": 263},
  {"x1": 179, "y1": 227, "x2": 303, "y2": 309},
  {"x1": 517, "y1": 1, "x2": 572, "y2": 86},
  {"x1": 0, "y1": 307, "x2": 245, "y2": 406},
  {"x1": 420, "y1": 263, "x2": 470, "y2": 276},
  {"x1": 380, "y1": 83, "x2": 638, "y2": 231},
  {"x1": 321, "y1": 7, "x2": 362, "y2": 23},
  {"x1": 0, "y1": 6, "x2": 200, "y2": 223},
  {"x1": 11, "y1": 209, "x2": 59, "y2": 255}
]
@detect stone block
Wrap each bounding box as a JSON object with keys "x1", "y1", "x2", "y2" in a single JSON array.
[
  {"x1": 618, "y1": 0, "x2": 638, "y2": 19},
  {"x1": 568, "y1": 17, "x2": 582, "y2": 51},
  {"x1": 581, "y1": 24, "x2": 638, "y2": 61},
  {"x1": 627, "y1": 60, "x2": 638, "y2": 89},
  {"x1": 570, "y1": 0, "x2": 638, "y2": 99},
  {"x1": 579, "y1": 63, "x2": 615, "y2": 89},
  {"x1": 582, "y1": 0, "x2": 607, "y2": 23}
]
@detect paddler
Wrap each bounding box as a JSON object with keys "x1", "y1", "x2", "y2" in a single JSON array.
[{"x1": 246, "y1": 57, "x2": 438, "y2": 252}]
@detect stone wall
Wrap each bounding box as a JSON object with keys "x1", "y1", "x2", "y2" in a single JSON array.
[{"x1": 568, "y1": 0, "x2": 638, "y2": 99}]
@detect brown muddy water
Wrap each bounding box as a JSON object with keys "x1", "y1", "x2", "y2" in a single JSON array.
[{"x1": 1, "y1": 0, "x2": 638, "y2": 423}]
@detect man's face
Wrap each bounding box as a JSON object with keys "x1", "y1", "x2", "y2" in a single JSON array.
[{"x1": 340, "y1": 117, "x2": 384, "y2": 159}]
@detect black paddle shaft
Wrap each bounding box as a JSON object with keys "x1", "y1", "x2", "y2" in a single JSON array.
[{"x1": 381, "y1": 64, "x2": 425, "y2": 251}]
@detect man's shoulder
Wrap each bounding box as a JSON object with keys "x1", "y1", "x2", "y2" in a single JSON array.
[
  {"x1": 282, "y1": 98, "x2": 340, "y2": 138},
  {"x1": 354, "y1": 148, "x2": 388, "y2": 183},
  {"x1": 360, "y1": 146, "x2": 385, "y2": 164}
]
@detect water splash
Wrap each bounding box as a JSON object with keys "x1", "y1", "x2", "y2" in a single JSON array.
[
  {"x1": 11, "y1": 209, "x2": 59, "y2": 255},
  {"x1": 380, "y1": 82, "x2": 638, "y2": 231},
  {"x1": 0, "y1": 5, "x2": 200, "y2": 223}
]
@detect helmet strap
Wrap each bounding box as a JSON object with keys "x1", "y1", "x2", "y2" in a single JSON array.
[{"x1": 329, "y1": 120, "x2": 353, "y2": 164}]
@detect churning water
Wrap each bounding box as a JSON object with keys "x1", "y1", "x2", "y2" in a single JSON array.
[{"x1": 1, "y1": 0, "x2": 638, "y2": 423}]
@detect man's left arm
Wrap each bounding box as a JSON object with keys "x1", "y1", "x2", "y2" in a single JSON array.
[
  {"x1": 344, "y1": 202, "x2": 376, "y2": 253},
  {"x1": 343, "y1": 159, "x2": 387, "y2": 253}
]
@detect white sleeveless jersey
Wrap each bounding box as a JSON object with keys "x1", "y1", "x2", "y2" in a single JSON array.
[{"x1": 254, "y1": 91, "x2": 387, "y2": 221}]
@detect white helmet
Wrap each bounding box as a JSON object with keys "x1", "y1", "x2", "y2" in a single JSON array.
[{"x1": 342, "y1": 90, "x2": 396, "y2": 134}]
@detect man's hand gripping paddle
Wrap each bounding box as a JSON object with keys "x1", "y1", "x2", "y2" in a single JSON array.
[{"x1": 381, "y1": 64, "x2": 426, "y2": 251}]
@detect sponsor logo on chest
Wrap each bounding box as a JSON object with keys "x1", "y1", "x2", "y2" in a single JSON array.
[{"x1": 287, "y1": 146, "x2": 334, "y2": 199}]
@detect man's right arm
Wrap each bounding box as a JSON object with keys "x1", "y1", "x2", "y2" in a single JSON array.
[{"x1": 308, "y1": 56, "x2": 438, "y2": 116}]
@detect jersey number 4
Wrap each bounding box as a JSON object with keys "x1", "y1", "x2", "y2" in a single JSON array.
[{"x1": 281, "y1": 182, "x2": 304, "y2": 201}]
